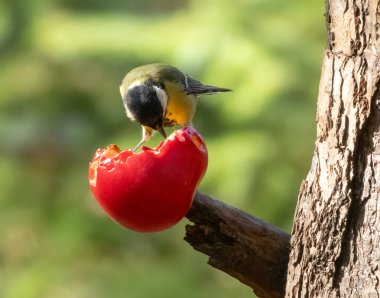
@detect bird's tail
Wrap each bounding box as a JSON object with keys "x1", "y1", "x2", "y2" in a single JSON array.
[{"x1": 202, "y1": 85, "x2": 232, "y2": 94}]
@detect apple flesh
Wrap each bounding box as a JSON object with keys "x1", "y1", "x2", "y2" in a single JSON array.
[{"x1": 89, "y1": 127, "x2": 208, "y2": 232}]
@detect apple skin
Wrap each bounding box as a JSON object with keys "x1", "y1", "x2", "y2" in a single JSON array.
[{"x1": 89, "y1": 127, "x2": 208, "y2": 232}]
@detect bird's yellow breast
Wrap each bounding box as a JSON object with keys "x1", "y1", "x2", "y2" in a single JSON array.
[{"x1": 163, "y1": 81, "x2": 197, "y2": 126}]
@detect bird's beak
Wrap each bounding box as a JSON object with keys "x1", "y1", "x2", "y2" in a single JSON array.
[{"x1": 156, "y1": 124, "x2": 167, "y2": 139}]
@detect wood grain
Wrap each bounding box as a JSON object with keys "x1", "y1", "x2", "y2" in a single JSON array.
[{"x1": 185, "y1": 193, "x2": 290, "y2": 298}]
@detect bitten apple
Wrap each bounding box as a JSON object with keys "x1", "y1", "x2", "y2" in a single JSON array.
[{"x1": 89, "y1": 127, "x2": 208, "y2": 232}]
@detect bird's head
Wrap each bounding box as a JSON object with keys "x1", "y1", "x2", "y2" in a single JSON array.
[{"x1": 120, "y1": 80, "x2": 168, "y2": 138}]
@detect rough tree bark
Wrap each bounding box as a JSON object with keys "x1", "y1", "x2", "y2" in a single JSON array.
[
  {"x1": 185, "y1": 0, "x2": 380, "y2": 297},
  {"x1": 286, "y1": 0, "x2": 380, "y2": 296}
]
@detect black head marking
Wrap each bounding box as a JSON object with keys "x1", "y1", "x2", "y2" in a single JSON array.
[{"x1": 123, "y1": 84, "x2": 164, "y2": 129}]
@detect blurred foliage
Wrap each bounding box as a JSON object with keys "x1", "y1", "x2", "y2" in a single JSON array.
[{"x1": 0, "y1": 0, "x2": 325, "y2": 297}]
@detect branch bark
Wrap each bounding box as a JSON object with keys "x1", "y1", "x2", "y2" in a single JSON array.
[{"x1": 185, "y1": 193, "x2": 290, "y2": 298}]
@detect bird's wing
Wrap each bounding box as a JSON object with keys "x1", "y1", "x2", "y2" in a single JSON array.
[{"x1": 182, "y1": 73, "x2": 231, "y2": 95}]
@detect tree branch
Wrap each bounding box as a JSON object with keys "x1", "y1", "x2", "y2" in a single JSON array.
[{"x1": 185, "y1": 192, "x2": 290, "y2": 298}]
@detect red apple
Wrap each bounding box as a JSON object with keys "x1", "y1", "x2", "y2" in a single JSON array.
[{"x1": 89, "y1": 127, "x2": 208, "y2": 232}]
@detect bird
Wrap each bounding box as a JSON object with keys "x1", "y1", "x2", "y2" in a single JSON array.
[{"x1": 119, "y1": 63, "x2": 231, "y2": 151}]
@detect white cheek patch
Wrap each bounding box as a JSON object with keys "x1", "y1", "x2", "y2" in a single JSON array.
[
  {"x1": 125, "y1": 106, "x2": 136, "y2": 121},
  {"x1": 127, "y1": 80, "x2": 143, "y2": 90},
  {"x1": 153, "y1": 86, "x2": 168, "y2": 114},
  {"x1": 120, "y1": 82, "x2": 144, "y2": 122},
  {"x1": 119, "y1": 84, "x2": 125, "y2": 96}
]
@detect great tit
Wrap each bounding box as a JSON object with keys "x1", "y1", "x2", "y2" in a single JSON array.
[{"x1": 119, "y1": 63, "x2": 231, "y2": 151}]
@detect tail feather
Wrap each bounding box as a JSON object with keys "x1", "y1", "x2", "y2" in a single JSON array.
[
  {"x1": 202, "y1": 85, "x2": 232, "y2": 94},
  {"x1": 182, "y1": 73, "x2": 232, "y2": 95}
]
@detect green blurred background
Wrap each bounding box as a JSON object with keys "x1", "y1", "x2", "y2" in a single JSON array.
[{"x1": 0, "y1": 0, "x2": 325, "y2": 297}]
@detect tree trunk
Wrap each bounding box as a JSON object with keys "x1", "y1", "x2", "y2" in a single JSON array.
[
  {"x1": 286, "y1": 0, "x2": 380, "y2": 296},
  {"x1": 185, "y1": 0, "x2": 380, "y2": 296}
]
